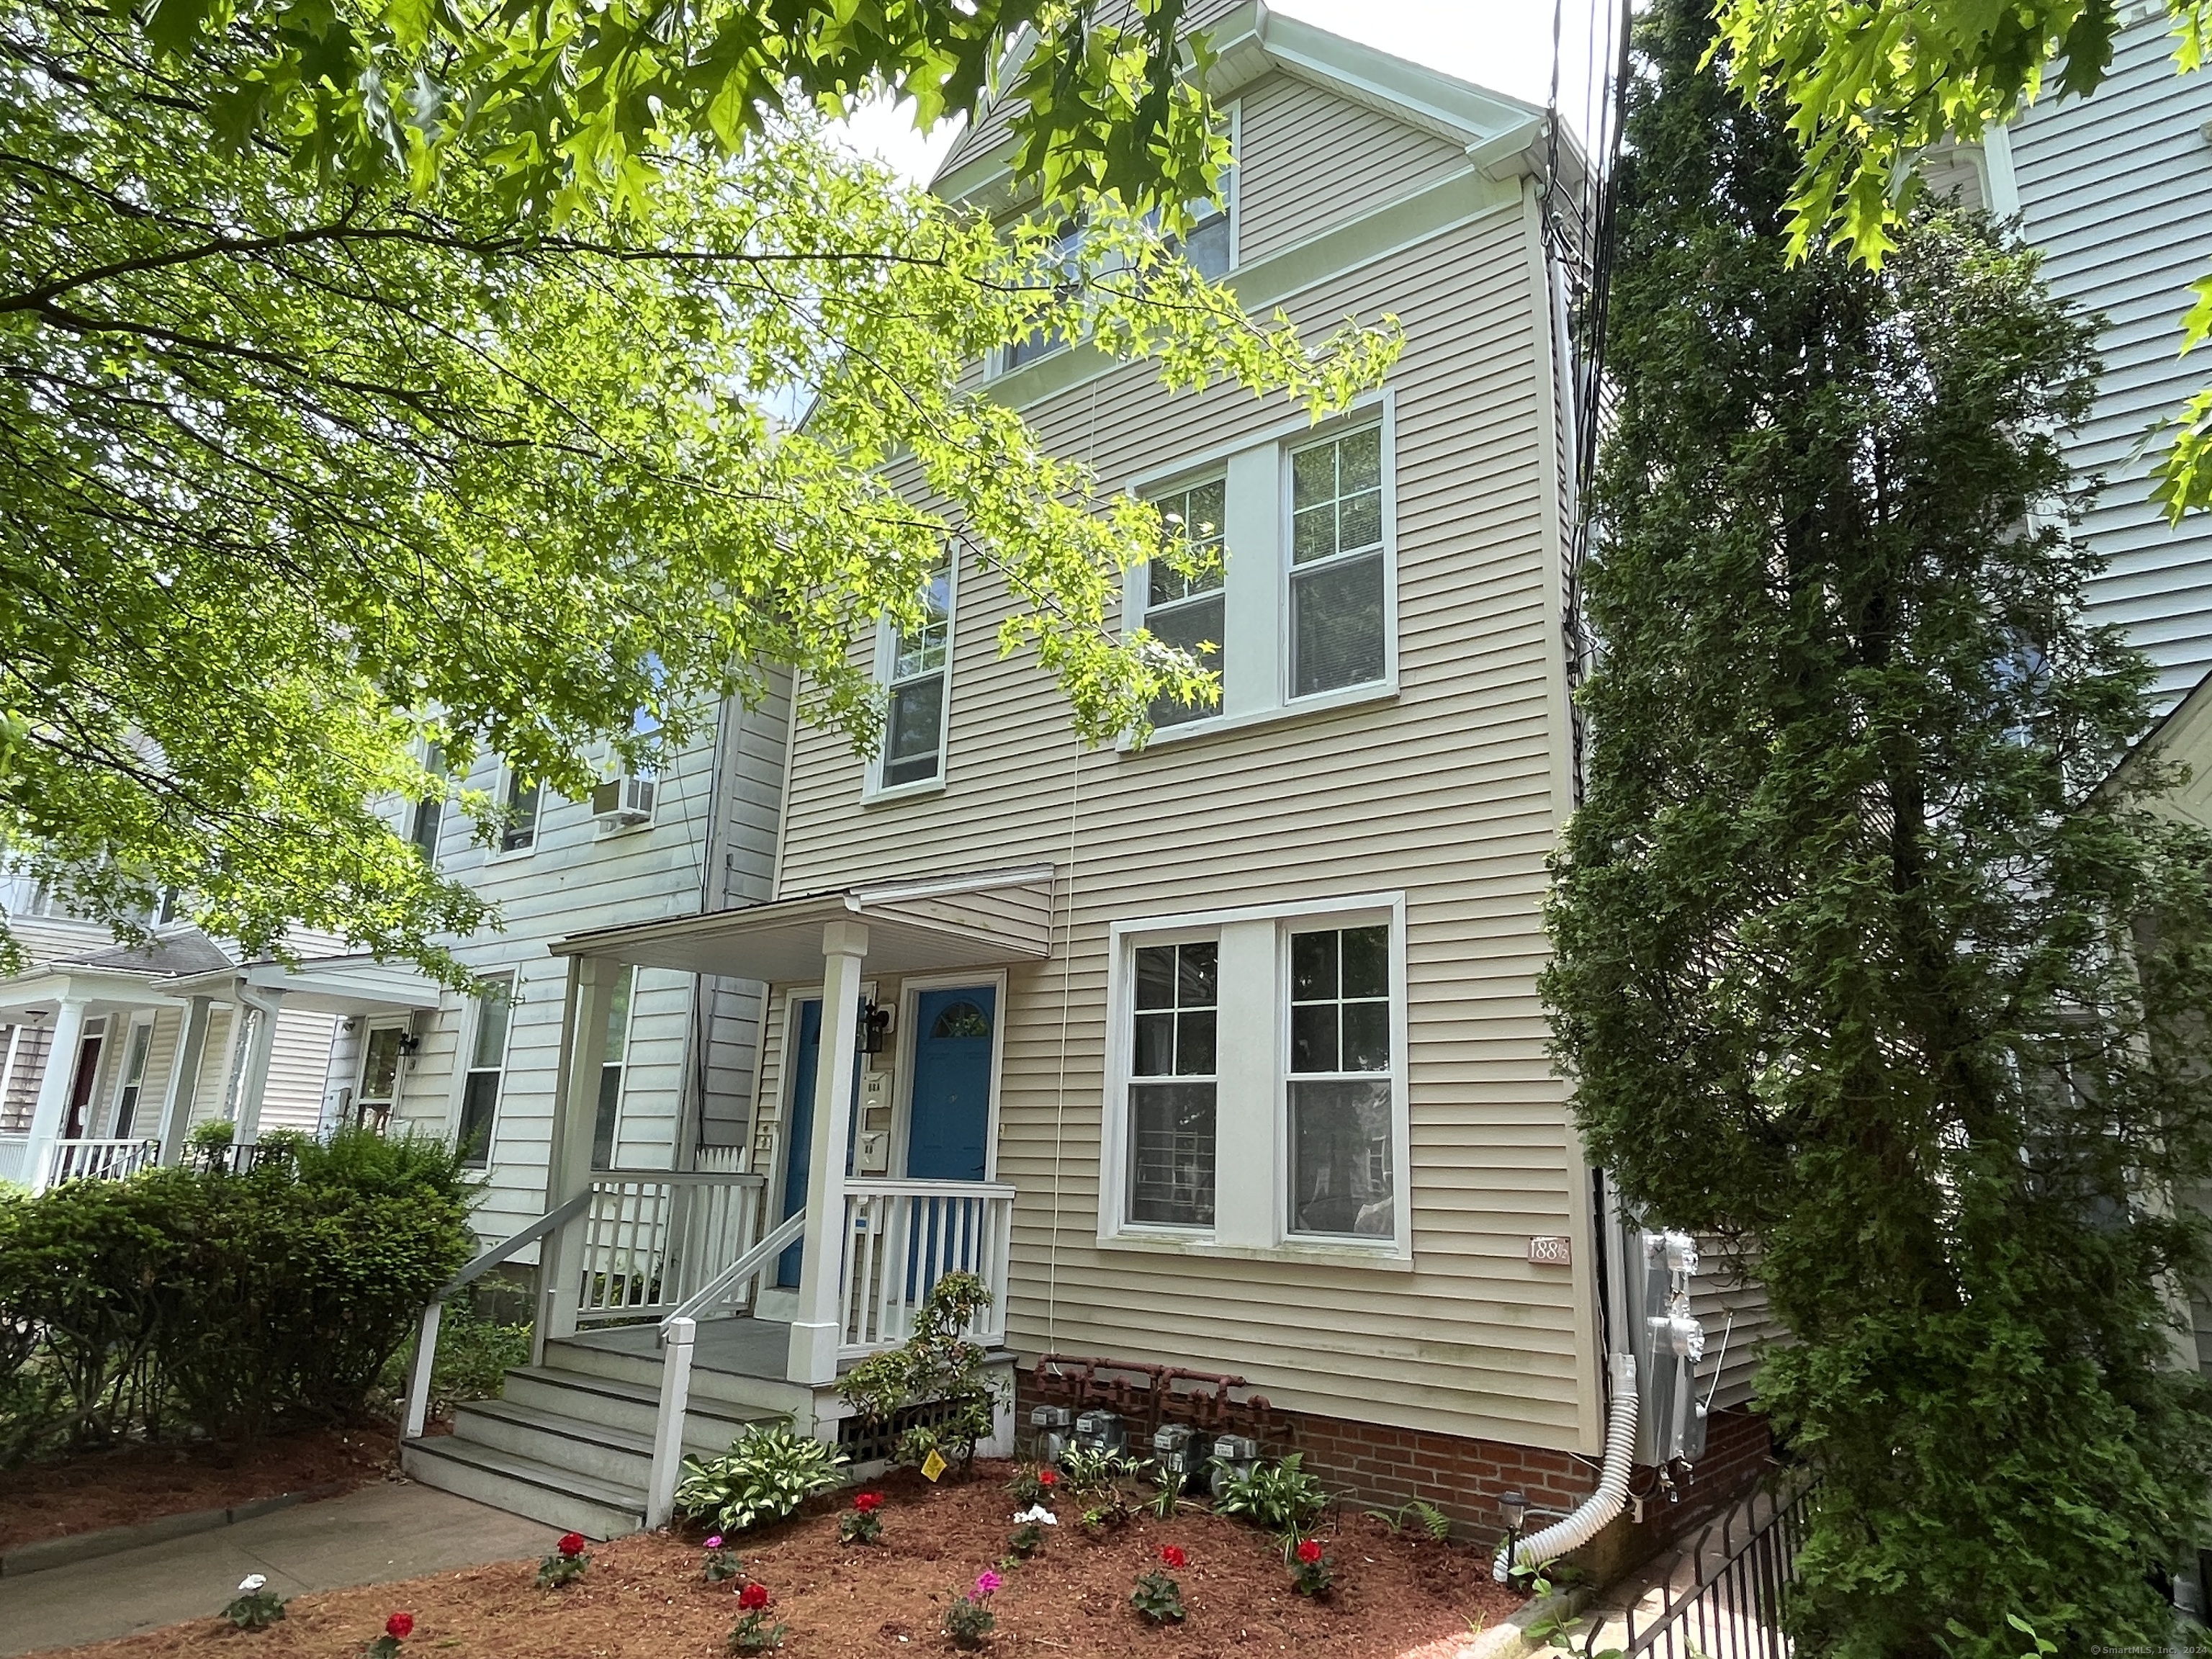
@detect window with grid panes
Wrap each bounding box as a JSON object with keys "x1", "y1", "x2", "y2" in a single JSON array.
[
  {"x1": 881, "y1": 559, "x2": 952, "y2": 788},
  {"x1": 457, "y1": 973, "x2": 513, "y2": 1168},
  {"x1": 1128, "y1": 940, "x2": 1218, "y2": 1226},
  {"x1": 1141, "y1": 479, "x2": 1227, "y2": 727},
  {"x1": 1286, "y1": 924, "x2": 1393, "y2": 1238},
  {"x1": 1289, "y1": 427, "x2": 1387, "y2": 697}
]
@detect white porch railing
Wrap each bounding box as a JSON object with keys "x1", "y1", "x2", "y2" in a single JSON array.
[
  {"x1": 45, "y1": 1137, "x2": 159, "y2": 1186},
  {"x1": 0, "y1": 1136, "x2": 27, "y2": 1187},
  {"x1": 838, "y1": 1179, "x2": 1015, "y2": 1357},
  {"x1": 575, "y1": 1169, "x2": 768, "y2": 1326}
]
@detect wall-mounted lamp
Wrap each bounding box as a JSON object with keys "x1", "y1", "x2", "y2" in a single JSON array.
[
  {"x1": 397, "y1": 1032, "x2": 422, "y2": 1057},
  {"x1": 861, "y1": 1001, "x2": 893, "y2": 1056}
]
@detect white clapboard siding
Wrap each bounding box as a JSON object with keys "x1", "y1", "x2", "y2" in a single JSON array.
[
  {"x1": 2007, "y1": 15, "x2": 2212, "y2": 707},
  {"x1": 770, "y1": 59, "x2": 1602, "y2": 1453}
]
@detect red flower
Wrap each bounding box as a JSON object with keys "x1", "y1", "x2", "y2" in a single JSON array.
[
  {"x1": 385, "y1": 1612, "x2": 414, "y2": 1641},
  {"x1": 738, "y1": 1583, "x2": 771, "y2": 1611},
  {"x1": 855, "y1": 1491, "x2": 884, "y2": 1513},
  {"x1": 557, "y1": 1532, "x2": 585, "y2": 1557},
  {"x1": 1159, "y1": 1545, "x2": 1187, "y2": 1569},
  {"x1": 1295, "y1": 1539, "x2": 1323, "y2": 1565},
  {"x1": 1038, "y1": 1467, "x2": 1058, "y2": 1486}
]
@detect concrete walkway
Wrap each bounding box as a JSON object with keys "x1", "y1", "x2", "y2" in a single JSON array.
[{"x1": 0, "y1": 1483, "x2": 556, "y2": 1656}]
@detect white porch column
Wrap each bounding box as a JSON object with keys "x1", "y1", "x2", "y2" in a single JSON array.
[
  {"x1": 25, "y1": 996, "x2": 89, "y2": 1194},
  {"x1": 232, "y1": 989, "x2": 285, "y2": 1143},
  {"x1": 787, "y1": 920, "x2": 868, "y2": 1388},
  {"x1": 536, "y1": 956, "x2": 617, "y2": 1358},
  {"x1": 156, "y1": 995, "x2": 213, "y2": 1166}
]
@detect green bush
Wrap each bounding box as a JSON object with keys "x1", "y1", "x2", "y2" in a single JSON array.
[
  {"x1": 0, "y1": 1138, "x2": 475, "y2": 1459},
  {"x1": 835, "y1": 1272, "x2": 1002, "y2": 1473},
  {"x1": 675, "y1": 1421, "x2": 848, "y2": 1533},
  {"x1": 372, "y1": 1303, "x2": 531, "y2": 1422},
  {"x1": 1213, "y1": 1453, "x2": 1330, "y2": 1536}
]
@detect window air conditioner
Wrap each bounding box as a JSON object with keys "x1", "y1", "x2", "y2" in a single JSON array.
[{"x1": 590, "y1": 775, "x2": 656, "y2": 827}]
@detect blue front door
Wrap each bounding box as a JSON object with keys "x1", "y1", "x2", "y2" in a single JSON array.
[
  {"x1": 777, "y1": 998, "x2": 861, "y2": 1288},
  {"x1": 906, "y1": 986, "x2": 996, "y2": 1182}
]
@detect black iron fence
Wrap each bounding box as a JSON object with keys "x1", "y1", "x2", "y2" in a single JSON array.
[{"x1": 1587, "y1": 1480, "x2": 1816, "y2": 1658}]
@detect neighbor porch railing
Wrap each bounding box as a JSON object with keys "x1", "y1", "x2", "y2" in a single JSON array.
[
  {"x1": 44, "y1": 1137, "x2": 159, "y2": 1186},
  {"x1": 838, "y1": 1179, "x2": 1015, "y2": 1357},
  {"x1": 0, "y1": 1136, "x2": 27, "y2": 1187},
  {"x1": 1586, "y1": 1480, "x2": 1815, "y2": 1658},
  {"x1": 574, "y1": 1169, "x2": 768, "y2": 1325}
]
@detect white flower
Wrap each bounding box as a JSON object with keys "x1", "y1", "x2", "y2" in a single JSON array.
[
  {"x1": 237, "y1": 1575, "x2": 267, "y2": 1594},
  {"x1": 1012, "y1": 1505, "x2": 1058, "y2": 1525}
]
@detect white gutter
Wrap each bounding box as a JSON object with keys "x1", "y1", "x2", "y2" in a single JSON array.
[{"x1": 1495, "y1": 1352, "x2": 1639, "y2": 1582}]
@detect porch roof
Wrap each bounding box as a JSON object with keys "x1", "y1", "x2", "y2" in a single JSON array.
[
  {"x1": 549, "y1": 865, "x2": 1056, "y2": 981},
  {"x1": 166, "y1": 953, "x2": 446, "y2": 1017}
]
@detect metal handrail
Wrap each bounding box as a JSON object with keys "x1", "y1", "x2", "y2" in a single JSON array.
[{"x1": 660, "y1": 1207, "x2": 806, "y2": 1334}]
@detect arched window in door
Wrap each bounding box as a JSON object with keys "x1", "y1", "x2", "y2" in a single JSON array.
[{"x1": 930, "y1": 1001, "x2": 992, "y2": 1040}]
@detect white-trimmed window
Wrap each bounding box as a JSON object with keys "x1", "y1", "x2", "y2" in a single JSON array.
[
  {"x1": 873, "y1": 557, "x2": 953, "y2": 794},
  {"x1": 496, "y1": 767, "x2": 543, "y2": 854},
  {"x1": 590, "y1": 964, "x2": 636, "y2": 1168},
  {"x1": 1288, "y1": 426, "x2": 1388, "y2": 697},
  {"x1": 1127, "y1": 939, "x2": 1219, "y2": 1226},
  {"x1": 110, "y1": 1015, "x2": 155, "y2": 1139},
  {"x1": 456, "y1": 973, "x2": 513, "y2": 1169},
  {"x1": 1138, "y1": 479, "x2": 1227, "y2": 728},
  {"x1": 1105, "y1": 894, "x2": 1408, "y2": 1257},
  {"x1": 1123, "y1": 398, "x2": 1395, "y2": 742}
]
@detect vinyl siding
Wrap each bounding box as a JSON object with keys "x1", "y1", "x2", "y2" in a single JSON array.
[
  {"x1": 770, "y1": 161, "x2": 1604, "y2": 1453},
  {"x1": 2006, "y1": 16, "x2": 2212, "y2": 708},
  {"x1": 1233, "y1": 71, "x2": 1470, "y2": 263},
  {"x1": 384, "y1": 689, "x2": 788, "y2": 1244}
]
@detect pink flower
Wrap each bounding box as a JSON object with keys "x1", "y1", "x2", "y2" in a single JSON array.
[
  {"x1": 557, "y1": 1532, "x2": 585, "y2": 1557},
  {"x1": 855, "y1": 1491, "x2": 884, "y2": 1513},
  {"x1": 385, "y1": 1612, "x2": 414, "y2": 1641},
  {"x1": 1295, "y1": 1539, "x2": 1323, "y2": 1565},
  {"x1": 1159, "y1": 1545, "x2": 1187, "y2": 1569},
  {"x1": 704, "y1": 1535, "x2": 724, "y2": 1551},
  {"x1": 974, "y1": 1570, "x2": 1004, "y2": 1599},
  {"x1": 738, "y1": 1583, "x2": 771, "y2": 1611}
]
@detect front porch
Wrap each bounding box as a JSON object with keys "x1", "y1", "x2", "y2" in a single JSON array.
[{"x1": 399, "y1": 866, "x2": 1050, "y2": 1534}]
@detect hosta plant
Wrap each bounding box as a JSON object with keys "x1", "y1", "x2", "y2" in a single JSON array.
[
  {"x1": 1212, "y1": 1454, "x2": 1328, "y2": 1536},
  {"x1": 675, "y1": 1422, "x2": 848, "y2": 1534}
]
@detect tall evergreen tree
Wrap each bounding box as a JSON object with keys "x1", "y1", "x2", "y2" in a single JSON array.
[{"x1": 1543, "y1": 0, "x2": 2212, "y2": 1649}]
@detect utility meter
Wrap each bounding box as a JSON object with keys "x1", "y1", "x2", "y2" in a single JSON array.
[
  {"x1": 1029, "y1": 1405, "x2": 1072, "y2": 1465},
  {"x1": 1073, "y1": 1410, "x2": 1127, "y2": 1456},
  {"x1": 1208, "y1": 1433, "x2": 1260, "y2": 1499},
  {"x1": 1627, "y1": 1222, "x2": 1709, "y2": 1465},
  {"x1": 1152, "y1": 1423, "x2": 1211, "y2": 1493}
]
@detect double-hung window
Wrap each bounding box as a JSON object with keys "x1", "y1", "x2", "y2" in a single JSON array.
[
  {"x1": 1128, "y1": 939, "x2": 1219, "y2": 1226},
  {"x1": 409, "y1": 742, "x2": 446, "y2": 864},
  {"x1": 110, "y1": 1016, "x2": 154, "y2": 1139},
  {"x1": 1289, "y1": 426, "x2": 1388, "y2": 696},
  {"x1": 498, "y1": 768, "x2": 542, "y2": 854},
  {"x1": 1003, "y1": 222, "x2": 1085, "y2": 372},
  {"x1": 1140, "y1": 480, "x2": 1227, "y2": 727},
  {"x1": 457, "y1": 974, "x2": 513, "y2": 1169},
  {"x1": 1109, "y1": 896, "x2": 1406, "y2": 1256},
  {"x1": 876, "y1": 557, "x2": 953, "y2": 793}
]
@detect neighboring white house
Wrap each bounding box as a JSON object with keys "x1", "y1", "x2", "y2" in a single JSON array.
[
  {"x1": 362, "y1": 686, "x2": 791, "y2": 1251},
  {"x1": 0, "y1": 876, "x2": 433, "y2": 1188}
]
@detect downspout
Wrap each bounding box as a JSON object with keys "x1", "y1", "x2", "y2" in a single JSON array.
[{"x1": 1495, "y1": 1350, "x2": 1638, "y2": 1581}]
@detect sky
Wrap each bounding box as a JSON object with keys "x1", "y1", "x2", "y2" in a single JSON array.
[{"x1": 832, "y1": 0, "x2": 1609, "y2": 184}]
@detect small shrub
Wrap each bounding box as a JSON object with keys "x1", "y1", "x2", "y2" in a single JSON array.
[
  {"x1": 224, "y1": 1573, "x2": 286, "y2": 1630},
  {"x1": 728, "y1": 1583, "x2": 786, "y2": 1653},
  {"x1": 675, "y1": 1421, "x2": 847, "y2": 1533},
  {"x1": 1130, "y1": 1548, "x2": 1187, "y2": 1624},
  {"x1": 944, "y1": 1570, "x2": 1002, "y2": 1649},
  {"x1": 536, "y1": 1531, "x2": 589, "y2": 1588},
  {"x1": 189, "y1": 1119, "x2": 235, "y2": 1152},
  {"x1": 839, "y1": 1490, "x2": 884, "y2": 1544},
  {"x1": 836, "y1": 1272, "x2": 1002, "y2": 1474},
  {"x1": 1213, "y1": 1453, "x2": 1328, "y2": 1536},
  {"x1": 360, "y1": 1611, "x2": 412, "y2": 1658},
  {"x1": 701, "y1": 1536, "x2": 743, "y2": 1583},
  {"x1": 1006, "y1": 1521, "x2": 1046, "y2": 1560},
  {"x1": 1289, "y1": 1537, "x2": 1334, "y2": 1596}
]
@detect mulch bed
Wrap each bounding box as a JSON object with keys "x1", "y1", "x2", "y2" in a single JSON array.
[
  {"x1": 0, "y1": 1426, "x2": 397, "y2": 1555},
  {"x1": 41, "y1": 1460, "x2": 1524, "y2": 1658}
]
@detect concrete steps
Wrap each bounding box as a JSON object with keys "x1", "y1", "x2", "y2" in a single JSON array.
[{"x1": 400, "y1": 1321, "x2": 804, "y2": 1538}]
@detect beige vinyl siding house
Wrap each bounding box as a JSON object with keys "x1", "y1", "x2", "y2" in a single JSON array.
[{"x1": 754, "y1": 6, "x2": 1610, "y2": 1467}]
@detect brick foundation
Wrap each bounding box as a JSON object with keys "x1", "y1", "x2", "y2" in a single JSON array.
[{"x1": 1011, "y1": 1362, "x2": 1778, "y2": 1563}]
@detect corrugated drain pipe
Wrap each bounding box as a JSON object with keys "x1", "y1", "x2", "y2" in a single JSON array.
[{"x1": 1493, "y1": 1351, "x2": 1638, "y2": 1582}]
